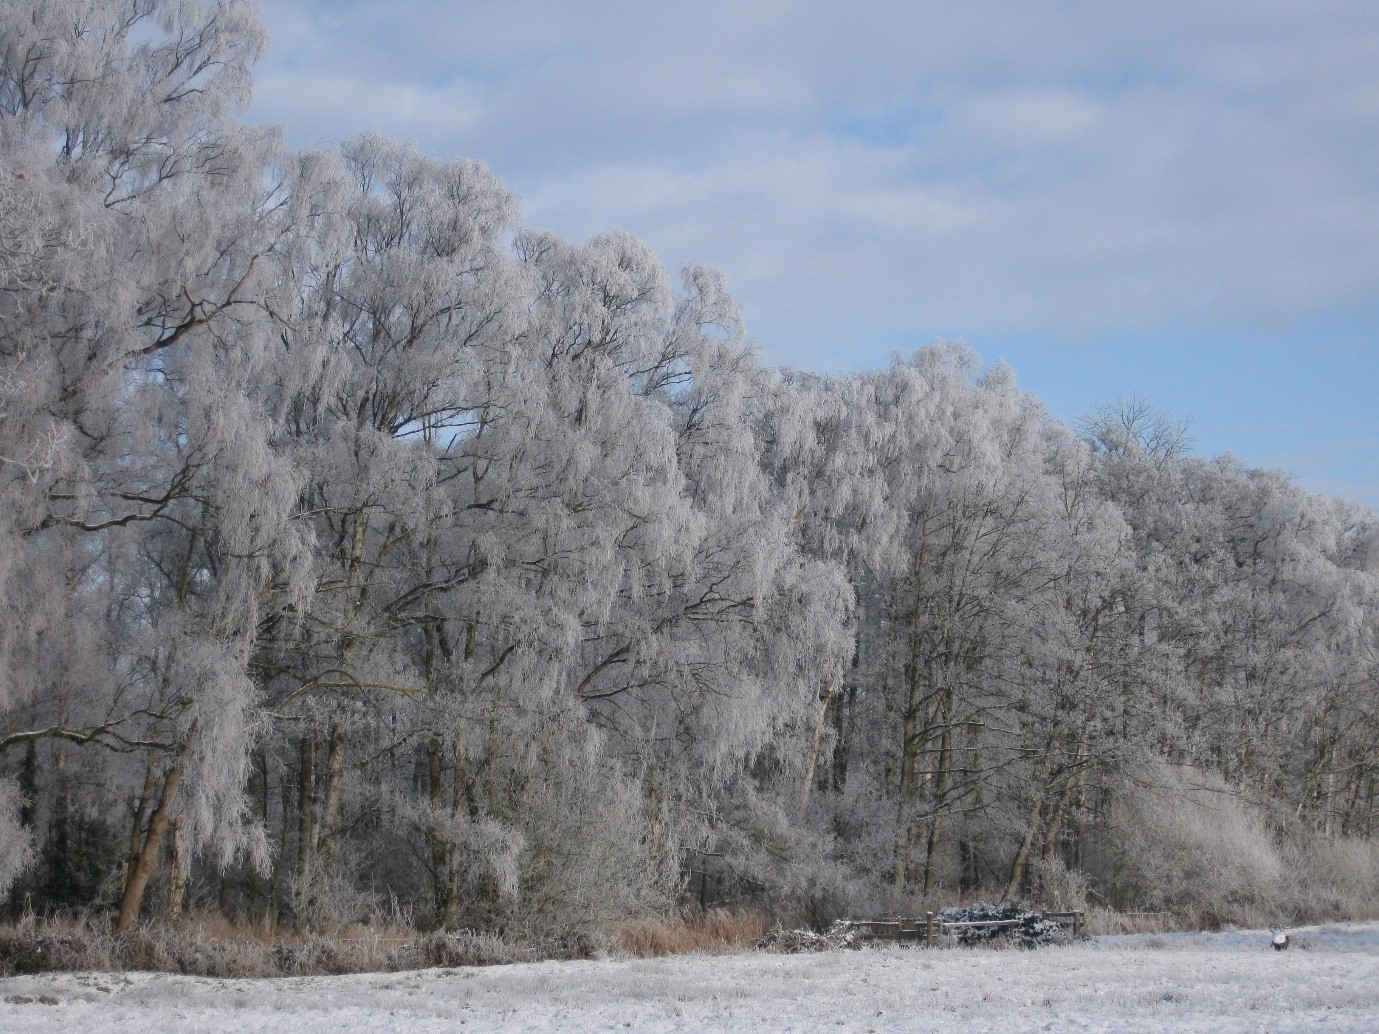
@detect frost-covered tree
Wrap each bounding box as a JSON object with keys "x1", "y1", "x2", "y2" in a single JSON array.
[
  {"x1": 0, "y1": 0, "x2": 326, "y2": 922},
  {"x1": 1, "y1": 0, "x2": 1377, "y2": 936}
]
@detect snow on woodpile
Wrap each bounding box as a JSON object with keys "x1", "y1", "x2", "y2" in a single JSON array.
[
  {"x1": 754, "y1": 922, "x2": 859, "y2": 953},
  {"x1": 936, "y1": 901, "x2": 1066, "y2": 947}
]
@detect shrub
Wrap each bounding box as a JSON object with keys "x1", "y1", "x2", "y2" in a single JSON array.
[{"x1": 1099, "y1": 762, "x2": 1285, "y2": 927}]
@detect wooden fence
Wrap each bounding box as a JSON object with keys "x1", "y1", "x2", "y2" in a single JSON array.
[
  {"x1": 842, "y1": 910, "x2": 1086, "y2": 947},
  {"x1": 1081, "y1": 910, "x2": 1173, "y2": 935}
]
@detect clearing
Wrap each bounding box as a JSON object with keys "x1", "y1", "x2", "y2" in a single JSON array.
[{"x1": 3, "y1": 922, "x2": 1378, "y2": 1032}]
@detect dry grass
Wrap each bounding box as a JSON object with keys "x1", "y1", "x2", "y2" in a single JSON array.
[
  {"x1": 0, "y1": 913, "x2": 572, "y2": 978},
  {"x1": 605, "y1": 908, "x2": 773, "y2": 958},
  {"x1": 0, "y1": 905, "x2": 1224, "y2": 977},
  {"x1": 1080, "y1": 908, "x2": 1175, "y2": 936}
]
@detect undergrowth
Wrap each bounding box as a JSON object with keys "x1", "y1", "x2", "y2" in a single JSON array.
[
  {"x1": 605, "y1": 909, "x2": 772, "y2": 958},
  {"x1": 0, "y1": 914, "x2": 575, "y2": 978},
  {"x1": 0, "y1": 908, "x2": 773, "y2": 978}
]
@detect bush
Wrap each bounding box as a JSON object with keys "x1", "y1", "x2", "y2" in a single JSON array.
[
  {"x1": 1280, "y1": 834, "x2": 1379, "y2": 924},
  {"x1": 1099, "y1": 762, "x2": 1285, "y2": 927},
  {"x1": 1029, "y1": 855, "x2": 1090, "y2": 913}
]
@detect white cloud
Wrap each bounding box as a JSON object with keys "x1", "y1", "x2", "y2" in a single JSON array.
[
  {"x1": 954, "y1": 89, "x2": 1106, "y2": 145},
  {"x1": 245, "y1": 1, "x2": 1379, "y2": 503},
  {"x1": 253, "y1": 70, "x2": 485, "y2": 147},
  {"x1": 253, "y1": 1, "x2": 1379, "y2": 350}
]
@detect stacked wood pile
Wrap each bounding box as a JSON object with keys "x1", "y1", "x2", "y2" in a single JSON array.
[{"x1": 840, "y1": 903, "x2": 1085, "y2": 949}]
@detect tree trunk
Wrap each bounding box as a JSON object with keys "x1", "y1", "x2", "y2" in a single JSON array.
[
  {"x1": 921, "y1": 713, "x2": 952, "y2": 895},
  {"x1": 830, "y1": 684, "x2": 853, "y2": 792},
  {"x1": 427, "y1": 736, "x2": 454, "y2": 925},
  {"x1": 1004, "y1": 726, "x2": 1063, "y2": 901},
  {"x1": 297, "y1": 737, "x2": 315, "y2": 867},
  {"x1": 295, "y1": 736, "x2": 316, "y2": 927},
  {"x1": 271, "y1": 766, "x2": 291, "y2": 932},
  {"x1": 892, "y1": 645, "x2": 929, "y2": 888},
  {"x1": 166, "y1": 816, "x2": 188, "y2": 922},
  {"x1": 314, "y1": 726, "x2": 347, "y2": 906},
  {"x1": 801, "y1": 680, "x2": 834, "y2": 804},
  {"x1": 117, "y1": 763, "x2": 183, "y2": 932},
  {"x1": 1003, "y1": 791, "x2": 1043, "y2": 902},
  {"x1": 1039, "y1": 732, "x2": 1089, "y2": 864},
  {"x1": 893, "y1": 704, "x2": 921, "y2": 888}
]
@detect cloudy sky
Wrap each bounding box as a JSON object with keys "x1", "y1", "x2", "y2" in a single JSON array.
[{"x1": 248, "y1": 0, "x2": 1379, "y2": 508}]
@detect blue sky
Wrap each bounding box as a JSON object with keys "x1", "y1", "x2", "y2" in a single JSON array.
[{"x1": 247, "y1": 0, "x2": 1379, "y2": 509}]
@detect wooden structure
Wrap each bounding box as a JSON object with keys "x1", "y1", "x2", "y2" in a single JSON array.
[{"x1": 842, "y1": 910, "x2": 1085, "y2": 947}]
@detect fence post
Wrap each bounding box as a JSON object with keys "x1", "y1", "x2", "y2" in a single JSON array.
[
  {"x1": 1073, "y1": 910, "x2": 1083, "y2": 939},
  {"x1": 925, "y1": 911, "x2": 935, "y2": 948}
]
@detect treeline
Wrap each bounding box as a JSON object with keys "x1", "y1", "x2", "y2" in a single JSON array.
[{"x1": 2, "y1": 1, "x2": 1376, "y2": 936}]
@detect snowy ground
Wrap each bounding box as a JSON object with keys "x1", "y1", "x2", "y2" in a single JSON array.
[{"x1": 3, "y1": 923, "x2": 1378, "y2": 1032}]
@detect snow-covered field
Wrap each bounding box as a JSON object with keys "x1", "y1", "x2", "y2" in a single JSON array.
[{"x1": 4, "y1": 923, "x2": 1379, "y2": 1032}]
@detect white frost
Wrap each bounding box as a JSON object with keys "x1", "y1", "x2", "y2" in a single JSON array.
[{"x1": 3, "y1": 923, "x2": 1379, "y2": 1032}]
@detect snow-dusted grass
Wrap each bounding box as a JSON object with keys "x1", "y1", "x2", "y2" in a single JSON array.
[{"x1": 3, "y1": 922, "x2": 1378, "y2": 1032}]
